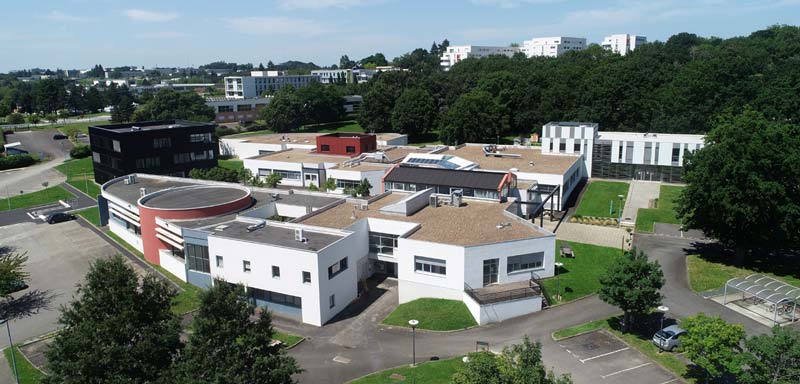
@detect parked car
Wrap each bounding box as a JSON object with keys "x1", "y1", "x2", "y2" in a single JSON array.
[
  {"x1": 53, "y1": 133, "x2": 68, "y2": 140},
  {"x1": 652, "y1": 325, "x2": 686, "y2": 351},
  {"x1": 46, "y1": 212, "x2": 76, "y2": 224}
]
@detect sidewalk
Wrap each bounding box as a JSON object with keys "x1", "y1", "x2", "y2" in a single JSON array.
[
  {"x1": 0, "y1": 349, "x2": 15, "y2": 383},
  {"x1": 621, "y1": 181, "x2": 660, "y2": 225}
]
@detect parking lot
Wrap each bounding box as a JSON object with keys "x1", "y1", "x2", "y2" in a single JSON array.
[
  {"x1": 0, "y1": 221, "x2": 143, "y2": 348},
  {"x1": 557, "y1": 330, "x2": 680, "y2": 384}
]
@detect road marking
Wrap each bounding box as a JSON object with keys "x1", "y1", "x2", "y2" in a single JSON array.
[
  {"x1": 658, "y1": 379, "x2": 678, "y2": 384},
  {"x1": 580, "y1": 347, "x2": 629, "y2": 363},
  {"x1": 601, "y1": 362, "x2": 651, "y2": 379},
  {"x1": 333, "y1": 356, "x2": 351, "y2": 364}
]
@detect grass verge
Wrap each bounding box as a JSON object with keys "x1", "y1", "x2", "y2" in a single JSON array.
[
  {"x1": 273, "y1": 331, "x2": 303, "y2": 348},
  {"x1": 104, "y1": 230, "x2": 201, "y2": 314},
  {"x1": 539, "y1": 240, "x2": 623, "y2": 304},
  {"x1": 348, "y1": 357, "x2": 464, "y2": 384},
  {"x1": 54, "y1": 157, "x2": 101, "y2": 198},
  {"x1": 635, "y1": 185, "x2": 683, "y2": 232},
  {"x1": 75, "y1": 206, "x2": 101, "y2": 226},
  {"x1": 687, "y1": 254, "x2": 800, "y2": 292},
  {"x1": 382, "y1": 298, "x2": 476, "y2": 331},
  {"x1": 0, "y1": 186, "x2": 75, "y2": 212},
  {"x1": 574, "y1": 181, "x2": 629, "y2": 218},
  {"x1": 3, "y1": 346, "x2": 44, "y2": 384},
  {"x1": 218, "y1": 159, "x2": 243, "y2": 171},
  {"x1": 553, "y1": 316, "x2": 697, "y2": 383}
]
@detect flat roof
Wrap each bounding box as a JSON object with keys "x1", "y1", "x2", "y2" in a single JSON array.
[
  {"x1": 249, "y1": 149, "x2": 351, "y2": 163},
  {"x1": 298, "y1": 192, "x2": 550, "y2": 246},
  {"x1": 241, "y1": 132, "x2": 320, "y2": 145},
  {"x1": 441, "y1": 145, "x2": 580, "y2": 176},
  {"x1": 369, "y1": 147, "x2": 432, "y2": 163},
  {"x1": 274, "y1": 193, "x2": 342, "y2": 209},
  {"x1": 597, "y1": 131, "x2": 705, "y2": 143},
  {"x1": 207, "y1": 220, "x2": 345, "y2": 252},
  {"x1": 385, "y1": 166, "x2": 507, "y2": 190},
  {"x1": 104, "y1": 176, "x2": 197, "y2": 206},
  {"x1": 90, "y1": 119, "x2": 211, "y2": 134},
  {"x1": 334, "y1": 163, "x2": 391, "y2": 172},
  {"x1": 141, "y1": 186, "x2": 250, "y2": 210}
]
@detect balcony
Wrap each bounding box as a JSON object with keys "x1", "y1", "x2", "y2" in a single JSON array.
[{"x1": 465, "y1": 280, "x2": 541, "y2": 305}]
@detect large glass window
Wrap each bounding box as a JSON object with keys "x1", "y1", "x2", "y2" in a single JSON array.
[
  {"x1": 336, "y1": 179, "x2": 359, "y2": 190},
  {"x1": 327, "y1": 257, "x2": 348, "y2": 279},
  {"x1": 186, "y1": 243, "x2": 210, "y2": 273},
  {"x1": 369, "y1": 232, "x2": 398, "y2": 255},
  {"x1": 189, "y1": 133, "x2": 212, "y2": 143},
  {"x1": 414, "y1": 256, "x2": 446, "y2": 275},
  {"x1": 507, "y1": 252, "x2": 544, "y2": 273},
  {"x1": 269, "y1": 170, "x2": 301, "y2": 180}
]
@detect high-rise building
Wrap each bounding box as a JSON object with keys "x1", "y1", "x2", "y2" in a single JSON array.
[
  {"x1": 521, "y1": 37, "x2": 586, "y2": 57},
  {"x1": 440, "y1": 45, "x2": 520, "y2": 70},
  {"x1": 601, "y1": 34, "x2": 647, "y2": 56}
]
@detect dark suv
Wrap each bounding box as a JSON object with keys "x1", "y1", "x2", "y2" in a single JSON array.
[{"x1": 46, "y1": 212, "x2": 76, "y2": 224}]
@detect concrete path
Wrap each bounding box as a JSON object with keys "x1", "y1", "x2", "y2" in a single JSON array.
[
  {"x1": 550, "y1": 221, "x2": 630, "y2": 249},
  {"x1": 621, "y1": 181, "x2": 661, "y2": 225},
  {"x1": 0, "y1": 350, "x2": 15, "y2": 384}
]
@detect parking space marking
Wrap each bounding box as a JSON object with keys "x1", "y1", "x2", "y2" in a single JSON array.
[
  {"x1": 579, "y1": 347, "x2": 629, "y2": 363},
  {"x1": 658, "y1": 379, "x2": 678, "y2": 384},
  {"x1": 332, "y1": 355, "x2": 351, "y2": 364},
  {"x1": 600, "y1": 362, "x2": 651, "y2": 379}
]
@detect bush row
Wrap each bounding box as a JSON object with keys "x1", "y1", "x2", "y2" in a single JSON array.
[{"x1": 0, "y1": 154, "x2": 37, "y2": 170}]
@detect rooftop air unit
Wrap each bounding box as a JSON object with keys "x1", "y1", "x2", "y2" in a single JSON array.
[
  {"x1": 246, "y1": 221, "x2": 266, "y2": 232},
  {"x1": 294, "y1": 228, "x2": 307, "y2": 242},
  {"x1": 139, "y1": 187, "x2": 147, "y2": 197},
  {"x1": 429, "y1": 194, "x2": 438, "y2": 208},
  {"x1": 451, "y1": 189, "x2": 463, "y2": 207}
]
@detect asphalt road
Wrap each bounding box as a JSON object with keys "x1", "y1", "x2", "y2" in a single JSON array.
[
  {"x1": 0, "y1": 114, "x2": 110, "y2": 129},
  {"x1": 0, "y1": 129, "x2": 73, "y2": 195}
]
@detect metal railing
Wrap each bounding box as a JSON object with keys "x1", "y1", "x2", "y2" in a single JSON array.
[{"x1": 464, "y1": 280, "x2": 542, "y2": 305}]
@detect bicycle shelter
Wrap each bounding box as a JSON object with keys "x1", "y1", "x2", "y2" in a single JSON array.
[{"x1": 724, "y1": 274, "x2": 800, "y2": 326}]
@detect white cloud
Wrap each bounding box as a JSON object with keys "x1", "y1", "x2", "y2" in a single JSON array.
[
  {"x1": 469, "y1": 0, "x2": 563, "y2": 8},
  {"x1": 124, "y1": 9, "x2": 178, "y2": 22},
  {"x1": 42, "y1": 11, "x2": 93, "y2": 23},
  {"x1": 135, "y1": 31, "x2": 190, "y2": 39},
  {"x1": 224, "y1": 16, "x2": 330, "y2": 37},
  {"x1": 276, "y1": 0, "x2": 377, "y2": 9}
]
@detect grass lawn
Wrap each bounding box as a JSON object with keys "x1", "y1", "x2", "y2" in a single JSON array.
[
  {"x1": 229, "y1": 120, "x2": 365, "y2": 138},
  {"x1": 50, "y1": 120, "x2": 100, "y2": 136},
  {"x1": 574, "y1": 181, "x2": 629, "y2": 218},
  {"x1": 553, "y1": 317, "x2": 697, "y2": 383},
  {"x1": 635, "y1": 185, "x2": 683, "y2": 233},
  {"x1": 273, "y1": 331, "x2": 303, "y2": 348},
  {"x1": 76, "y1": 206, "x2": 101, "y2": 226},
  {"x1": 4, "y1": 346, "x2": 45, "y2": 384},
  {"x1": 348, "y1": 357, "x2": 464, "y2": 384},
  {"x1": 105, "y1": 230, "x2": 201, "y2": 314},
  {"x1": 55, "y1": 157, "x2": 101, "y2": 198},
  {"x1": 218, "y1": 159, "x2": 243, "y2": 171},
  {"x1": 382, "y1": 298, "x2": 477, "y2": 331},
  {"x1": 687, "y1": 254, "x2": 800, "y2": 293},
  {"x1": 539, "y1": 240, "x2": 623, "y2": 304},
  {"x1": 0, "y1": 186, "x2": 75, "y2": 212}
]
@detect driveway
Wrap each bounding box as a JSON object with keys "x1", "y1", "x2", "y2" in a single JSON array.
[
  {"x1": 0, "y1": 129, "x2": 72, "y2": 195},
  {"x1": 0, "y1": 221, "x2": 119, "y2": 348},
  {"x1": 0, "y1": 183, "x2": 97, "y2": 227},
  {"x1": 634, "y1": 234, "x2": 768, "y2": 335}
]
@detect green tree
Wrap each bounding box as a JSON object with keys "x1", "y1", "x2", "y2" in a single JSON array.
[
  {"x1": 677, "y1": 108, "x2": 800, "y2": 259},
  {"x1": 321, "y1": 177, "x2": 337, "y2": 192},
  {"x1": 264, "y1": 173, "x2": 282, "y2": 188},
  {"x1": 132, "y1": 88, "x2": 215, "y2": 122},
  {"x1": 111, "y1": 96, "x2": 135, "y2": 123},
  {"x1": 84, "y1": 87, "x2": 104, "y2": 112},
  {"x1": 391, "y1": 87, "x2": 437, "y2": 137},
  {"x1": 27, "y1": 113, "x2": 40, "y2": 124},
  {"x1": 356, "y1": 178, "x2": 372, "y2": 197},
  {"x1": 452, "y1": 337, "x2": 571, "y2": 384},
  {"x1": 740, "y1": 326, "x2": 800, "y2": 384},
  {"x1": 44, "y1": 113, "x2": 58, "y2": 124},
  {"x1": 188, "y1": 167, "x2": 240, "y2": 183},
  {"x1": 43, "y1": 256, "x2": 181, "y2": 384},
  {"x1": 439, "y1": 90, "x2": 509, "y2": 145},
  {"x1": 176, "y1": 280, "x2": 300, "y2": 383},
  {"x1": 0, "y1": 247, "x2": 52, "y2": 322},
  {"x1": 6, "y1": 112, "x2": 25, "y2": 125},
  {"x1": 358, "y1": 71, "x2": 408, "y2": 132},
  {"x1": 452, "y1": 352, "x2": 502, "y2": 384},
  {"x1": 360, "y1": 53, "x2": 388, "y2": 67},
  {"x1": 259, "y1": 86, "x2": 304, "y2": 133},
  {"x1": 296, "y1": 81, "x2": 345, "y2": 125},
  {"x1": 681, "y1": 313, "x2": 745, "y2": 382},
  {"x1": 598, "y1": 248, "x2": 664, "y2": 331}
]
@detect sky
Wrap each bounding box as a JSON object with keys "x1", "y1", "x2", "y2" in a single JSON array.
[{"x1": 2, "y1": 0, "x2": 800, "y2": 72}]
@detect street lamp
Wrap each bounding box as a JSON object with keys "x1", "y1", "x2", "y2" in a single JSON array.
[
  {"x1": 0, "y1": 319, "x2": 20, "y2": 384},
  {"x1": 657, "y1": 305, "x2": 669, "y2": 352},
  {"x1": 554, "y1": 262, "x2": 564, "y2": 303},
  {"x1": 408, "y1": 319, "x2": 419, "y2": 367},
  {"x1": 617, "y1": 194, "x2": 624, "y2": 222}
]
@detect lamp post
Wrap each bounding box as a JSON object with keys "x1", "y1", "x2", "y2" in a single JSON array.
[
  {"x1": 657, "y1": 305, "x2": 669, "y2": 352},
  {"x1": 408, "y1": 319, "x2": 419, "y2": 367},
  {"x1": 554, "y1": 262, "x2": 564, "y2": 303},
  {"x1": 0, "y1": 319, "x2": 20, "y2": 384},
  {"x1": 617, "y1": 194, "x2": 624, "y2": 222}
]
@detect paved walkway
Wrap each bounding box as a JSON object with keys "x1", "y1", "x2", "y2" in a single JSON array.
[
  {"x1": 621, "y1": 181, "x2": 661, "y2": 225},
  {"x1": 0, "y1": 351, "x2": 14, "y2": 384}
]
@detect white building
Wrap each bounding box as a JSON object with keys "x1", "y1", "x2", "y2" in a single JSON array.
[
  {"x1": 206, "y1": 97, "x2": 271, "y2": 123},
  {"x1": 521, "y1": 37, "x2": 586, "y2": 58},
  {"x1": 311, "y1": 69, "x2": 352, "y2": 84},
  {"x1": 225, "y1": 71, "x2": 318, "y2": 99},
  {"x1": 542, "y1": 122, "x2": 705, "y2": 183},
  {"x1": 601, "y1": 34, "x2": 647, "y2": 56},
  {"x1": 440, "y1": 45, "x2": 520, "y2": 70}
]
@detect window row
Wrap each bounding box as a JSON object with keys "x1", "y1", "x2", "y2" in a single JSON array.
[
  {"x1": 135, "y1": 156, "x2": 161, "y2": 170},
  {"x1": 414, "y1": 256, "x2": 446, "y2": 275},
  {"x1": 368, "y1": 232, "x2": 398, "y2": 255},
  {"x1": 507, "y1": 252, "x2": 544, "y2": 273},
  {"x1": 215, "y1": 256, "x2": 313, "y2": 284}
]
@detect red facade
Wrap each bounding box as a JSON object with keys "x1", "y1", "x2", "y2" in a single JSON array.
[{"x1": 316, "y1": 133, "x2": 377, "y2": 156}]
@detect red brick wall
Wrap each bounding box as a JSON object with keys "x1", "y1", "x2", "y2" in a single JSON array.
[{"x1": 316, "y1": 134, "x2": 377, "y2": 156}]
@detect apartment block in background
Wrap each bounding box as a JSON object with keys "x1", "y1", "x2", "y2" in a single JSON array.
[
  {"x1": 521, "y1": 37, "x2": 587, "y2": 57},
  {"x1": 601, "y1": 34, "x2": 647, "y2": 56},
  {"x1": 440, "y1": 45, "x2": 520, "y2": 70}
]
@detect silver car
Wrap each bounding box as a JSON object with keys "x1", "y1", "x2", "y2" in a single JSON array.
[{"x1": 652, "y1": 325, "x2": 686, "y2": 351}]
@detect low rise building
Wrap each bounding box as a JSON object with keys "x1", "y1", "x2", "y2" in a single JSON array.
[
  {"x1": 220, "y1": 132, "x2": 408, "y2": 159},
  {"x1": 225, "y1": 71, "x2": 318, "y2": 99},
  {"x1": 311, "y1": 69, "x2": 352, "y2": 84},
  {"x1": 206, "y1": 97, "x2": 271, "y2": 123},
  {"x1": 440, "y1": 45, "x2": 520, "y2": 70},
  {"x1": 521, "y1": 37, "x2": 586, "y2": 57},
  {"x1": 601, "y1": 34, "x2": 647, "y2": 56}
]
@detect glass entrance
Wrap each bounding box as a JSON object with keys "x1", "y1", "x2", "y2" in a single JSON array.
[
  {"x1": 304, "y1": 173, "x2": 319, "y2": 187},
  {"x1": 483, "y1": 259, "x2": 498, "y2": 286}
]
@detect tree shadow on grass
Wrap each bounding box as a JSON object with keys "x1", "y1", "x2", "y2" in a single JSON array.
[{"x1": 685, "y1": 242, "x2": 800, "y2": 283}]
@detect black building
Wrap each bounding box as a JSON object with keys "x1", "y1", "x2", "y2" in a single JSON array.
[{"x1": 89, "y1": 120, "x2": 218, "y2": 184}]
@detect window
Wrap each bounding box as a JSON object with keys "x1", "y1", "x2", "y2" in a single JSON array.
[
  {"x1": 243, "y1": 260, "x2": 251, "y2": 273},
  {"x1": 618, "y1": 144, "x2": 624, "y2": 161},
  {"x1": 237, "y1": 104, "x2": 252, "y2": 112},
  {"x1": 507, "y1": 252, "x2": 544, "y2": 273},
  {"x1": 173, "y1": 153, "x2": 191, "y2": 164},
  {"x1": 625, "y1": 142, "x2": 634, "y2": 163},
  {"x1": 346, "y1": 146, "x2": 356, "y2": 153},
  {"x1": 249, "y1": 288, "x2": 302, "y2": 308},
  {"x1": 336, "y1": 179, "x2": 360, "y2": 190},
  {"x1": 559, "y1": 142, "x2": 566, "y2": 152},
  {"x1": 153, "y1": 137, "x2": 171, "y2": 149},
  {"x1": 414, "y1": 256, "x2": 447, "y2": 275},
  {"x1": 302, "y1": 271, "x2": 311, "y2": 284},
  {"x1": 272, "y1": 266, "x2": 280, "y2": 278},
  {"x1": 218, "y1": 105, "x2": 233, "y2": 113},
  {"x1": 186, "y1": 243, "x2": 210, "y2": 273},
  {"x1": 189, "y1": 133, "x2": 212, "y2": 143},
  {"x1": 320, "y1": 144, "x2": 331, "y2": 152},
  {"x1": 112, "y1": 140, "x2": 121, "y2": 152},
  {"x1": 574, "y1": 142, "x2": 581, "y2": 153},
  {"x1": 216, "y1": 255, "x2": 223, "y2": 268},
  {"x1": 269, "y1": 170, "x2": 301, "y2": 180},
  {"x1": 644, "y1": 142, "x2": 653, "y2": 164},
  {"x1": 135, "y1": 157, "x2": 160, "y2": 169},
  {"x1": 328, "y1": 257, "x2": 348, "y2": 279},
  {"x1": 671, "y1": 144, "x2": 681, "y2": 165},
  {"x1": 369, "y1": 232, "x2": 398, "y2": 255},
  {"x1": 474, "y1": 189, "x2": 499, "y2": 200},
  {"x1": 329, "y1": 294, "x2": 335, "y2": 308}
]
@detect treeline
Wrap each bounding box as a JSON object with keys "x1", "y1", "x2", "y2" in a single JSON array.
[
  {"x1": 357, "y1": 26, "x2": 800, "y2": 143},
  {"x1": 0, "y1": 77, "x2": 133, "y2": 116}
]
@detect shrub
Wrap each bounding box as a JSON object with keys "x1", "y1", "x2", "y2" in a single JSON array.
[
  {"x1": 6, "y1": 113, "x2": 25, "y2": 125},
  {"x1": 70, "y1": 145, "x2": 92, "y2": 159},
  {"x1": 0, "y1": 154, "x2": 36, "y2": 170}
]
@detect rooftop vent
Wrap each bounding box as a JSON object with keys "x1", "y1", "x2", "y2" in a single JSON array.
[
  {"x1": 451, "y1": 189, "x2": 463, "y2": 207},
  {"x1": 130, "y1": 126, "x2": 141, "y2": 131},
  {"x1": 214, "y1": 224, "x2": 229, "y2": 231},
  {"x1": 429, "y1": 194, "x2": 438, "y2": 208},
  {"x1": 294, "y1": 228, "x2": 308, "y2": 243},
  {"x1": 246, "y1": 221, "x2": 266, "y2": 232},
  {"x1": 529, "y1": 161, "x2": 534, "y2": 166},
  {"x1": 139, "y1": 187, "x2": 147, "y2": 197},
  {"x1": 496, "y1": 222, "x2": 511, "y2": 229}
]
